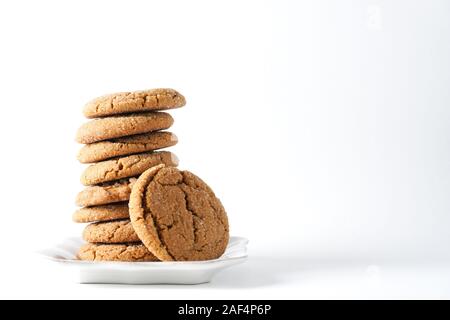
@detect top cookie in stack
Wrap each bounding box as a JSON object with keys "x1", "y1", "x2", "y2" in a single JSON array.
[{"x1": 73, "y1": 89, "x2": 185, "y2": 261}]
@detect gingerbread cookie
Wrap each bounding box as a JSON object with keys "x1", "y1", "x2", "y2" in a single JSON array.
[
  {"x1": 83, "y1": 220, "x2": 139, "y2": 243},
  {"x1": 129, "y1": 165, "x2": 229, "y2": 261},
  {"x1": 77, "y1": 131, "x2": 178, "y2": 163},
  {"x1": 73, "y1": 203, "x2": 129, "y2": 223},
  {"x1": 83, "y1": 88, "x2": 186, "y2": 118},
  {"x1": 75, "y1": 177, "x2": 137, "y2": 207},
  {"x1": 76, "y1": 112, "x2": 174, "y2": 144},
  {"x1": 80, "y1": 151, "x2": 178, "y2": 186},
  {"x1": 78, "y1": 243, "x2": 158, "y2": 262}
]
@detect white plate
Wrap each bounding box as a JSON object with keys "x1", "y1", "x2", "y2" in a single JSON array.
[{"x1": 39, "y1": 236, "x2": 248, "y2": 284}]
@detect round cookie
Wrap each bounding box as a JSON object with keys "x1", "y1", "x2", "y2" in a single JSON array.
[
  {"x1": 78, "y1": 243, "x2": 158, "y2": 262},
  {"x1": 83, "y1": 88, "x2": 186, "y2": 119},
  {"x1": 73, "y1": 203, "x2": 129, "y2": 223},
  {"x1": 75, "y1": 177, "x2": 137, "y2": 207},
  {"x1": 80, "y1": 151, "x2": 178, "y2": 186},
  {"x1": 83, "y1": 220, "x2": 139, "y2": 243},
  {"x1": 129, "y1": 164, "x2": 229, "y2": 261},
  {"x1": 76, "y1": 112, "x2": 174, "y2": 144},
  {"x1": 77, "y1": 131, "x2": 178, "y2": 163}
]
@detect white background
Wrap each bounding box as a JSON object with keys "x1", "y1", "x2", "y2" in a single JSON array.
[{"x1": 0, "y1": 0, "x2": 449, "y2": 299}]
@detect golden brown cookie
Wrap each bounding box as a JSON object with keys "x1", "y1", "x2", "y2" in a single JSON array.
[
  {"x1": 129, "y1": 165, "x2": 229, "y2": 261},
  {"x1": 83, "y1": 220, "x2": 140, "y2": 243},
  {"x1": 77, "y1": 131, "x2": 178, "y2": 163},
  {"x1": 76, "y1": 112, "x2": 174, "y2": 144},
  {"x1": 75, "y1": 178, "x2": 137, "y2": 207},
  {"x1": 83, "y1": 88, "x2": 186, "y2": 119},
  {"x1": 78, "y1": 243, "x2": 158, "y2": 262},
  {"x1": 73, "y1": 203, "x2": 129, "y2": 223},
  {"x1": 80, "y1": 151, "x2": 178, "y2": 186}
]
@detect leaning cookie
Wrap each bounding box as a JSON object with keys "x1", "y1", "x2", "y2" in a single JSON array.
[
  {"x1": 76, "y1": 112, "x2": 174, "y2": 144},
  {"x1": 73, "y1": 203, "x2": 129, "y2": 223},
  {"x1": 80, "y1": 151, "x2": 178, "y2": 186},
  {"x1": 75, "y1": 178, "x2": 137, "y2": 207},
  {"x1": 129, "y1": 164, "x2": 229, "y2": 261},
  {"x1": 77, "y1": 131, "x2": 178, "y2": 163},
  {"x1": 83, "y1": 220, "x2": 140, "y2": 243},
  {"x1": 78, "y1": 243, "x2": 158, "y2": 262},
  {"x1": 83, "y1": 88, "x2": 186, "y2": 118}
]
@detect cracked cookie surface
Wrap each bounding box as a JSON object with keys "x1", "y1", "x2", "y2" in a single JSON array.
[
  {"x1": 76, "y1": 177, "x2": 137, "y2": 207},
  {"x1": 73, "y1": 203, "x2": 129, "y2": 223},
  {"x1": 129, "y1": 165, "x2": 229, "y2": 261},
  {"x1": 83, "y1": 88, "x2": 186, "y2": 118},
  {"x1": 80, "y1": 151, "x2": 178, "y2": 186},
  {"x1": 78, "y1": 243, "x2": 158, "y2": 262},
  {"x1": 77, "y1": 131, "x2": 178, "y2": 163},
  {"x1": 83, "y1": 219, "x2": 139, "y2": 243},
  {"x1": 76, "y1": 112, "x2": 174, "y2": 144}
]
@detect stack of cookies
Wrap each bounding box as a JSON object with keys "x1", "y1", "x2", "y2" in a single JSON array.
[{"x1": 73, "y1": 89, "x2": 185, "y2": 261}]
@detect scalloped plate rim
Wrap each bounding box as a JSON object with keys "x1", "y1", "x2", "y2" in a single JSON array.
[{"x1": 39, "y1": 236, "x2": 248, "y2": 268}]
